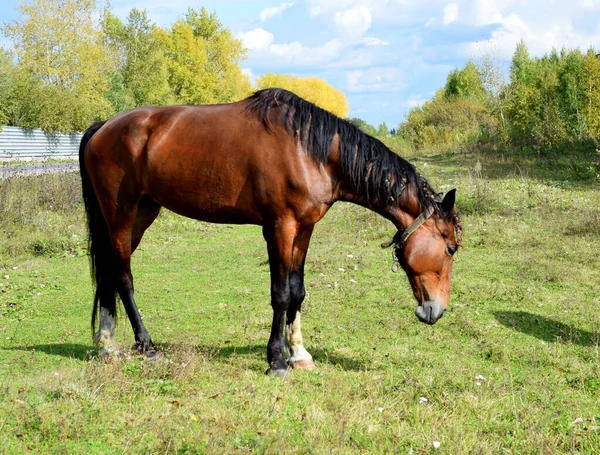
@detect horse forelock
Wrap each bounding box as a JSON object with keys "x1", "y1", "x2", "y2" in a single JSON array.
[{"x1": 245, "y1": 88, "x2": 438, "y2": 213}]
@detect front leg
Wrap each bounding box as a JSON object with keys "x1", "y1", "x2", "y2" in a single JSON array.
[
  {"x1": 285, "y1": 226, "x2": 316, "y2": 370},
  {"x1": 263, "y1": 221, "x2": 297, "y2": 378}
]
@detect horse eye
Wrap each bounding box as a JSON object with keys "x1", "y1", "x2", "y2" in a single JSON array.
[{"x1": 446, "y1": 245, "x2": 457, "y2": 256}]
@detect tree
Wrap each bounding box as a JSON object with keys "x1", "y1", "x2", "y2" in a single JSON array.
[
  {"x1": 157, "y1": 8, "x2": 251, "y2": 105},
  {"x1": 377, "y1": 121, "x2": 390, "y2": 137},
  {"x1": 583, "y1": 49, "x2": 600, "y2": 137},
  {"x1": 182, "y1": 8, "x2": 251, "y2": 103},
  {"x1": 256, "y1": 73, "x2": 349, "y2": 118},
  {"x1": 557, "y1": 49, "x2": 586, "y2": 138},
  {"x1": 102, "y1": 9, "x2": 171, "y2": 108},
  {"x1": 348, "y1": 117, "x2": 377, "y2": 136},
  {"x1": 444, "y1": 60, "x2": 486, "y2": 100},
  {"x1": 3, "y1": 0, "x2": 113, "y2": 131}
]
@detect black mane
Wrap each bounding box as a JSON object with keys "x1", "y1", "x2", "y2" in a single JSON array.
[{"x1": 245, "y1": 88, "x2": 438, "y2": 213}]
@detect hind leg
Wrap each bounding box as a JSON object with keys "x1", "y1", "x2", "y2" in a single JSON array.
[
  {"x1": 95, "y1": 196, "x2": 161, "y2": 355},
  {"x1": 115, "y1": 197, "x2": 161, "y2": 352},
  {"x1": 94, "y1": 273, "x2": 119, "y2": 359}
]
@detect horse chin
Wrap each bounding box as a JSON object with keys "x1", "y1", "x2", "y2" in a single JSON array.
[{"x1": 415, "y1": 300, "x2": 446, "y2": 325}]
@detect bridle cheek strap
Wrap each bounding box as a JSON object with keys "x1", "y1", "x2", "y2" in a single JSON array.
[
  {"x1": 398, "y1": 205, "x2": 435, "y2": 246},
  {"x1": 383, "y1": 205, "x2": 435, "y2": 273}
]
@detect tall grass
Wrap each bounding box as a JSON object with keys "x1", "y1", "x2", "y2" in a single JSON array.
[{"x1": 0, "y1": 169, "x2": 85, "y2": 262}]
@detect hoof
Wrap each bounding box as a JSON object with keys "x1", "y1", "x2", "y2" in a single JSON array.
[
  {"x1": 290, "y1": 358, "x2": 316, "y2": 370},
  {"x1": 142, "y1": 349, "x2": 165, "y2": 363},
  {"x1": 266, "y1": 368, "x2": 290, "y2": 378},
  {"x1": 98, "y1": 347, "x2": 121, "y2": 363}
]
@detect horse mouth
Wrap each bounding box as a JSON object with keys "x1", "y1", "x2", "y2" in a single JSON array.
[{"x1": 415, "y1": 301, "x2": 446, "y2": 325}]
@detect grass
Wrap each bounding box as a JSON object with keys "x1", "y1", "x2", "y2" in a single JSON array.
[{"x1": 0, "y1": 150, "x2": 599, "y2": 454}]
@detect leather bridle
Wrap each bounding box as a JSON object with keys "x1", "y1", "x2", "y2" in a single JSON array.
[{"x1": 381, "y1": 205, "x2": 436, "y2": 272}]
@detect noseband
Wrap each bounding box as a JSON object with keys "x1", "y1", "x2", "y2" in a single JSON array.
[{"x1": 381, "y1": 205, "x2": 435, "y2": 272}]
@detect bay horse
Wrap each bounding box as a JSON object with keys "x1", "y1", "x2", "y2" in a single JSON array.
[{"x1": 79, "y1": 88, "x2": 462, "y2": 377}]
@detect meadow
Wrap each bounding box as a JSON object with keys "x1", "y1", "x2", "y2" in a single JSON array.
[{"x1": 0, "y1": 149, "x2": 599, "y2": 454}]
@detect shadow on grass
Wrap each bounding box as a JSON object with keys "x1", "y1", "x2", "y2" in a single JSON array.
[
  {"x1": 493, "y1": 311, "x2": 600, "y2": 347},
  {"x1": 4, "y1": 341, "x2": 371, "y2": 371},
  {"x1": 3, "y1": 343, "x2": 94, "y2": 360},
  {"x1": 162, "y1": 342, "x2": 370, "y2": 371}
]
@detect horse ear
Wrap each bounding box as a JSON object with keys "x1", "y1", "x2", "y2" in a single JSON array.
[{"x1": 440, "y1": 189, "x2": 456, "y2": 214}]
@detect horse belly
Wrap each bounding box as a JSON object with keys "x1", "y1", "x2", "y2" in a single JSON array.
[{"x1": 144, "y1": 153, "x2": 263, "y2": 225}]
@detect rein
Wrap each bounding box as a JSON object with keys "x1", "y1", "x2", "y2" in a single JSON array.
[{"x1": 381, "y1": 205, "x2": 435, "y2": 272}]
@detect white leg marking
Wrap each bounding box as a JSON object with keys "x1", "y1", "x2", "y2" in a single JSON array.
[
  {"x1": 285, "y1": 313, "x2": 315, "y2": 368},
  {"x1": 94, "y1": 308, "x2": 119, "y2": 358}
]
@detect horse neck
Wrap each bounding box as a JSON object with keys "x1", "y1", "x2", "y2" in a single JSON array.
[{"x1": 334, "y1": 178, "x2": 422, "y2": 230}]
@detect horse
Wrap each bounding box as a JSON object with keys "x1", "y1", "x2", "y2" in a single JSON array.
[{"x1": 79, "y1": 88, "x2": 462, "y2": 377}]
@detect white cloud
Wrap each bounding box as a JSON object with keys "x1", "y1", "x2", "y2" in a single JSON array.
[
  {"x1": 443, "y1": 3, "x2": 459, "y2": 26},
  {"x1": 334, "y1": 6, "x2": 372, "y2": 40},
  {"x1": 346, "y1": 67, "x2": 404, "y2": 93},
  {"x1": 580, "y1": 0, "x2": 600, "y2": 8},
  {"x1": 269, "y1": 39, "x2": 344, "y2": 66},
  {"x1": 260, "y1": 3, "x2": 295, "y2": 22},
  {"x1": 361, "y1": 37, "x2": 389, "y2": 46},
  {"x1": 236, "y1": 28, "x2": 275, "y2": 50}
]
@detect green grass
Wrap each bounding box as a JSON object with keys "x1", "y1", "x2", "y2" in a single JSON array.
[{"x1": 0, "y1": 150, "x2": 599, "y2": 454}]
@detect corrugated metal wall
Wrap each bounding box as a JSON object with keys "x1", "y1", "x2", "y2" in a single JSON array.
[{"x1": 0, "y1": 126, "x2": 82, "y2": 161}]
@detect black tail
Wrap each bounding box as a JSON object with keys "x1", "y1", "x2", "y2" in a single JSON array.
[{"x1": 79, "y1": 121, "x2": 113, "y2": 334}]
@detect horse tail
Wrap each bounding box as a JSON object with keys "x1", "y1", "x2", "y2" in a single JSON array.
[{"x1": 79, "y1": 121, "x2": 111, "y2": 335}]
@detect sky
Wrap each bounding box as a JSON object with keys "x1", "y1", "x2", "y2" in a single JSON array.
[{"x1": 1, "y1": 0, "x2": 600, "y2": 127}]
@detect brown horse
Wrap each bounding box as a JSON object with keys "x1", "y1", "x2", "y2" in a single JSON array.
[{"x1": 79, "y1": 88, "x2": 461, "y2": 377}]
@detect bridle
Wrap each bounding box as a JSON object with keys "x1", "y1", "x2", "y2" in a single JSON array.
[{"x1": 381, "y1": 205, "x2": 435, "y2": 272}]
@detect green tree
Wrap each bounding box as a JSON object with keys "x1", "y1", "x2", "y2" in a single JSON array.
[
  {"x1": 348, "y1": 117, "x2": 377, "y2": 136},
  {"x1": 377, "y1": 121, "x2": 390, "y2": 137},
  {"x1": 583, "y1": 49, "x2": 600, "y2": 137},
  {"x1": 557, "y1": 49, "x2": 586, "y2": 138},
  {"x1": 102, "y1": 9, "x2": 171, "y2": 108},
  {"x1": 3, "y1": 0, "x2": 112, "y2": 131},
  {"x1": 444, "y1": 60, "x2": 486, "y2": 100}
]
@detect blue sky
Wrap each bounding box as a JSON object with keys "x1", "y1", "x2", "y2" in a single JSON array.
[{"x1": 1, "y1": 0, "x2": 600, "y2": 127}]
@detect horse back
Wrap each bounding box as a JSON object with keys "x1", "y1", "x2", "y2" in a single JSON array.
[{"x1": 85, "y1": 102, "x2": 334, "y2": 226}]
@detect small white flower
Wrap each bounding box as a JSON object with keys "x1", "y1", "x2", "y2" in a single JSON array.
[
  {"x1": 338, "y1": 268, "x2": 345, "y2": 272},
  {"x1": 432, "y1": 441, "x2": 441, "y2": 449},
  {"x1": 334, "y1": 282, "x2": 338, "y2": 288},
  {"x1": 572, "y1": 417, "x2": 584, "y2": 425},
  {"x1": 347, "y1": 254, "x2": 354, "y2": 258},
  {"x1": 319, "y1": 273, "x2": 326, "y2": 277},
  {"x1": 476, "y1": 382, "x2": 481, "y2": 386},
  {"x1": 350, "y1": 279, "x2": 357, "y2": 283},
  {"x1": 377, "y1": 407, "x2": 384, "y2": 413},
  {"x1": 419, "y1": 397, "x2": 428, "y2": 404},
  {"x1": 3, "y1": 275, "x2": 8, "y2": 280},
  {"x1": 475, "y1": 374, "x2": 486, "y2": 381},
  {"x1": 354, "y1": 265, "x2": 359, "y2": 270}
]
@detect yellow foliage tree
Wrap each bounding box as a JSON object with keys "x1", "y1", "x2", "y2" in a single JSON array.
[{"x1": 256, "y1": 73, "x2": 349, "y2": 118}]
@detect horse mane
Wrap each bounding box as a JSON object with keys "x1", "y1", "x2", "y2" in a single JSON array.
[{"x1": 245, "y1": 88, "x2": 439, "y2": 213}]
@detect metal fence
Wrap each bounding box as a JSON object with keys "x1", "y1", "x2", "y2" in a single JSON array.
[{"x1": 0, "y1": 126, "x2": 82, "y2": 161}]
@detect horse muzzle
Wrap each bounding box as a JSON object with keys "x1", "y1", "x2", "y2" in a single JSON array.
[{"x1": 415, "y1": 301, "x2": 446, "y2": 325}]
